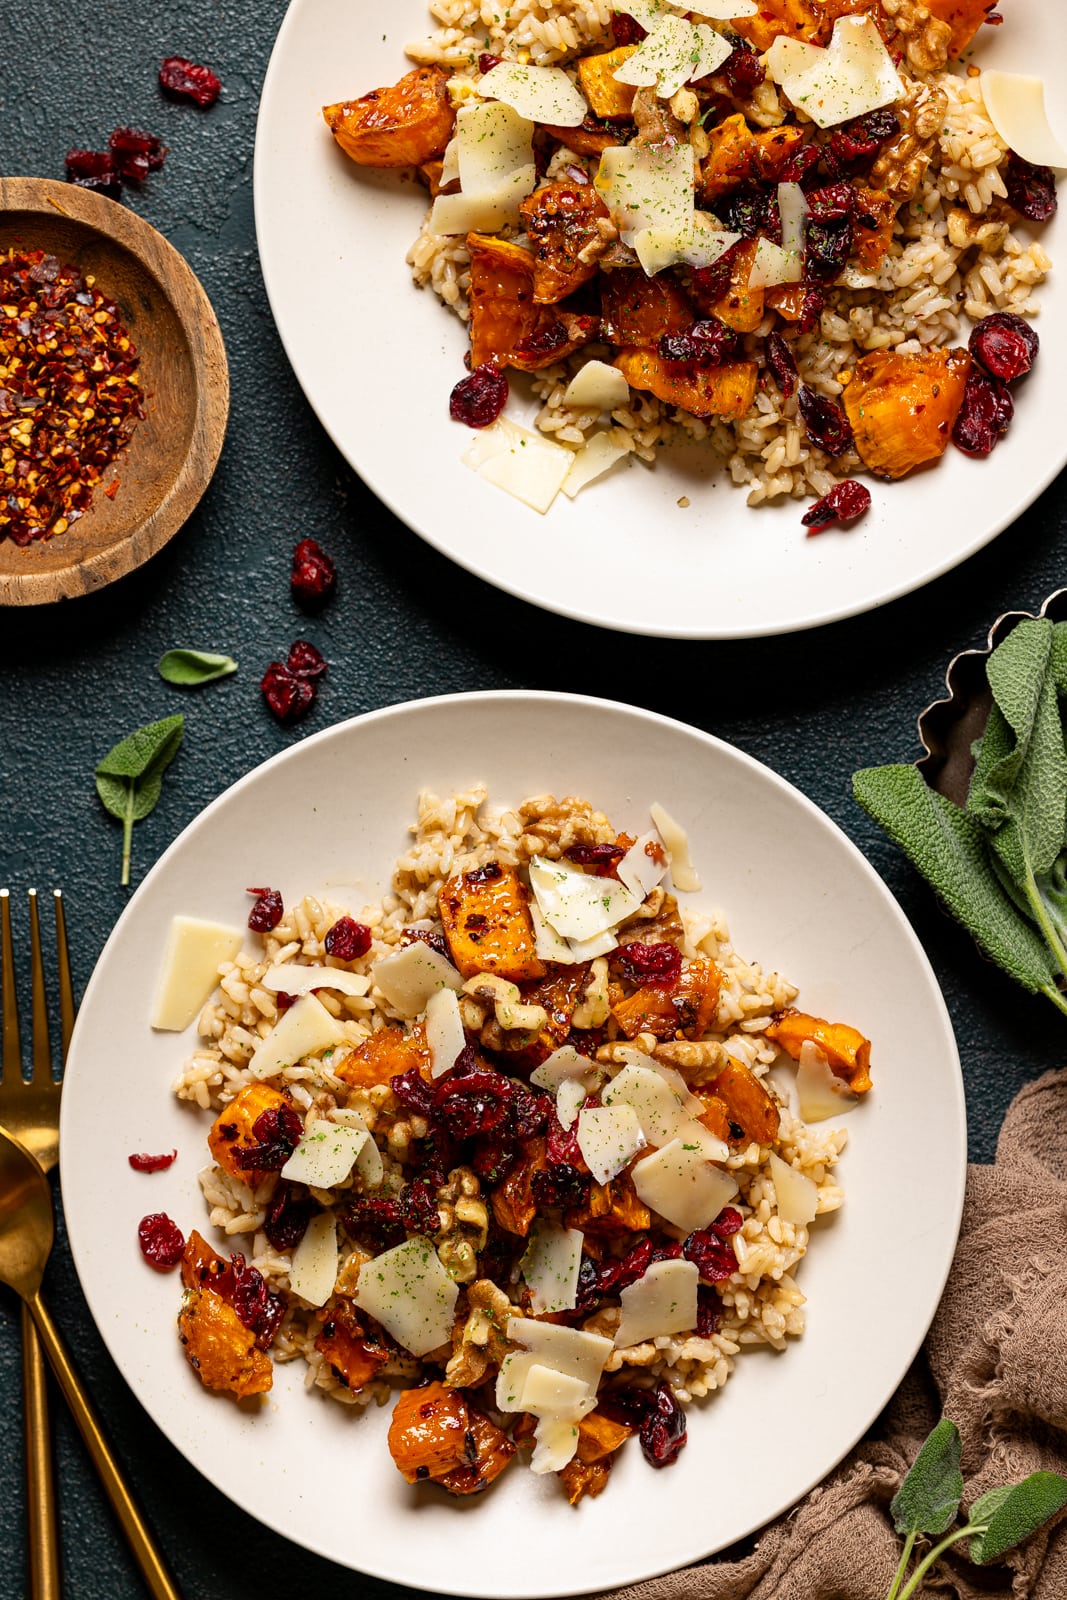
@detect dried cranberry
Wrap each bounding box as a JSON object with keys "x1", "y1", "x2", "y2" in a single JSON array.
[
  {"x1": 436, "y1": 1070, "x2": 511, "y2": 1137},
  {"x1": 287, "y1": 639, "x2": 327, "y2": 680},
  {"x1": 715, "y1": 187, "x2": 777, "y2": 240},
  {"x1": 794, "y1": 286, "x2": 825, "y2": 336},
  {"x1": 390, "y1": 1063, "x2": 436, "y2": 1119},
  {"x1": 229, "y1": 1254, "x2": 285, "y2": 1348},
  {"x1": 108, "y1": 127, "x2": 166, "y2": 183},
  {"x1": 659, "y1": 318, "x2": 738, "y2": 366},
  {"x1": 472, "y1": 1133, "x2": 519, "y2": 1185},
  {"x1": 343, "y1": 1194, "x2": 407, "y2": 1251},
  {"x1": 969, "y1": 311, "x2": 1039, "y2": 382},
  {"x1": 804, "y1": 218, "x2": 853, "y2": 282},
  {"x1": 290, "y1": 538, "x2": 336, "y2": 608},
  {"x1": 531, "y1": 1163, "x2": 590, "y2": 1209},
  {"x1": 260, "y1": 661, "x2": 315, "y2": 724},
  {"x1": 159, "y1": 55, "x2": 222, "y2": 107},
  {"x1": 720, "y1": 40, "x2": 765, "y2": 95},
  {"x1": 564, "y1": 842, "x2": 626, "y2": 869},
  {"x1": 275, "y1": 991, "x2": 297, "y2": 1011},
  {"x1": 765, "y1": 331, "x2": 798, "y2": 399},
  {"x1": 798, "y1": 385, "x2": 853, "y2": 456},
  {"x1": 827, "y1": 108, "x2": 899, "y2": 170},
  {"x1": 478, "y1": 52, "x2": 502, "y2": 73},
  {"x1": 128, "y1": 1150, "x2": 177, "y2": 1173},
  {"x1": 616, "y1": 941, "x2": 682, "y2": 988},
  {"x1": 449, "y1": 363, "x2": 508, "y2": 428},
  {"x1": 401, "y1": 927, "x2": 451, "y2": 960},
  {"x1": 513, "y1": 322, "x2": 570, "y2": 360},
  {"x1": 689, "y1": 242, "x2": 741, "y2": 306},
  {"x1": 510, "y1": 1081, "x2": 553, "y2": 1140},
  {"x1": 612, "y1": 13, "x2": 646, "y2": 45},
  {"x1": 247, "y1": 886, "x2": 284, "y2": 932},
  {"x1": 232, "y1": 1103, "x2": 303, "y2": 1171},
  {"x1": 952, "y1": 369, "x2": 1014, "y2": 457},
  {"x1": 574, "y1": 1254, "x2": 603, "y2": 1312},
  {"x1": 683, "y1": 1225, "x2": 738, "y2": 1284},
  {"x1": 696, "y1": 1285, "x2": 722, "y2": 1337},
  {"x1": 778, "y1": 142, "x2": 821, "y2": 185},
  {"x1": 324, "y1": 916, "x2": 372, "y2": 961},
  {"x1": 398, "y1": 1177, "x2": 442, "y2": 1235},
  {"x1": 638, "y1": 1381, "x2": 687, "y2": 1467},
  {"x1": 545, "y1": 1112, "x2": 584, "y2": 1168},
  {"x1": 801, "y1": 479, "x2": 872, "y2": 535},
  {"x1": 806, "y1": 183, "x2": 855, "y2": 223},
  {"x1": 1004, "y1": 153, "x2": 1057, "y2": 222},
  {"x1": 137, "y1": 1212, "x2": 184, "y2": 1270},
  {"x1": 600, "y1": 1237, "x2": 655, "y2": 1295},
  {"x1": 65, "y1": 149, "x2": 122, "y2": 197},
  {"x1": 465, "y1": 861, "x2": 503, "y2": 886},
  {"x1": 265, "y1": 1181, "x2": 314, "y2": 1252}
]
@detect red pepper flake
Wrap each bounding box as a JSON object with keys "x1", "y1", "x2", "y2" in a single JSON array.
[
  {"x1": 159, "y1": 55, "x2": 222, "y2": 108},
  {"x1": 129, "y1": 1149, "x2": 178, "y2": 1173},
  {"x1": 0, "y1": 249, "x2": 144, "y2": 546}
]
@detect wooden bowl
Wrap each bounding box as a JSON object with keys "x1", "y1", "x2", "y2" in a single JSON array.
[{"x1": 0, "y1": 176, "x2": 229, "y2": 605}]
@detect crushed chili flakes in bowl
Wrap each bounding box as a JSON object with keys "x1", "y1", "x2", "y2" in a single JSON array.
[{"x1": 0, "y1": 248, "x2": 143, "y2": 546}]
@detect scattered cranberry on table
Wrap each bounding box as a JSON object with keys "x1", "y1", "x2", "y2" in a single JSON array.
[
  {"x1": 290, "y1": 537, "x2": 336, "y2": 607},
  {"x1": 159, "y1": 55, "x2": 222, "y2": 107},
  {"x1": 260, "y1": 640, "x2": 327, "y2": 724}
]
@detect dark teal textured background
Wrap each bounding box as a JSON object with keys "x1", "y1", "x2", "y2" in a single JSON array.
[{"x1": 1, "y1": 2, "x2": 1065, "y2": 1595}]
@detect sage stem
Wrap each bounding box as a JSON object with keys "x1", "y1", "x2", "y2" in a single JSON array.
[
  {"x1": 121, "y1": 779, "x2": 134, "y2": 888},
  {"x1": 897, "y1": 1525, "x2": 986, "y2": 1600},
  {"x1": 885, "y1": 1529, "x2": 916, "y2": 1600},
  {"x1": 1024, "y1": 871, "x2": 1067, "y2": 984}
]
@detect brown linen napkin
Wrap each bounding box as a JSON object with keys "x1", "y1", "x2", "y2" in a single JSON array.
[{"x1": 599, "y1": 1070, "x2": 1067, "y2": 1600}]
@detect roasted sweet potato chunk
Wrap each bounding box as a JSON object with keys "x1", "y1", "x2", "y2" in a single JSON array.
[
  {"x1": 767, "y1": 283, "x2": 824, "y2": 326},
  {"x1": 560, "y1": 1457, "x2": 612, "y2": 1504},
  {"x1": 466, "y1": 234, "x2": 598, "y2": 371},
  {"x1": 577, "y1": 47, "x2": 639, "y2": 119},
  {"x1": 706, "y1": 239, "x2": 765, "y2": 334},
  {"x1": 610, "y1": 983, "x2": 680, "y2": 1040},
  {"x1": 696, "y1": 1092, "x2": 732, "y2": 1143},
  {"x1": 208, "y1": 1083, "x2": 291, "y2": 1180},
  {"x1": 439, "y1": 860, "x2": 545, "y2": 982},
  {"x1": 336, "y1": 1025, "x2": 425, "y2": 1090},
  {"x1": 700, "y1": 117, "x2": 804, "y2": 202},
  {"x1": 732, "y1": 0, "x2": 823, "y2": 50},
  {"x1": 178, "y1": 1287, "x2": 273, "y2": 1398},
  {"x1": 600, "y1": 268, "x2": 694, "y2": 347},
  {"x1": 614, "y1": 348, "x2": 758, "y2": 419},
  {"x1": 566, "y1": 1174, "x2": 651, "y2": 1238},
  {"x1": 766, "y1": 1009, "x2": 873, "y2": 1093},
  {"x1": 438, "y1": 1404, "x2": 517, "y2": 1495},
  {"x1": 388, "y1": 1382, "x2": 515, "y2": 1494},
  {"x1": 842, "y1": 347, "x2": 971, "y2": 480},
  {"x1": 852, "y1": 185, "x2": 897, "y2": 272},
  {"x1": 491, "y1": 1137, "x2": 546, "y2": 1237},
  {"x1": 709, "y1": 1059, "x2": 780, "y2": 1146},
  {"x1": 323, "y1": 66, "x2": 454, "y2": 168},
  {"x1": 520, "y1": 182, "x2": 611, "y2": 304},
  {"x1": 925, "y1": 0, "x2": 995, "y2": 57},
  {"x1": 314, "y1": 1299, "x2": 390, "y2": 1391},
  {"x1": 542, "y1": 117, "x2": 626, "y2": 156},
  {"x1": 672, "y1": 957, "x2": 722, "y2": 1038},
  {"x1": 576, "y1": 1410, "x2": 633, "y2": 1463}
]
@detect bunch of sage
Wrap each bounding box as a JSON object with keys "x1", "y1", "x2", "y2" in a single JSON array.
[
  {"x1": 95, "y1": 715, "x2": 184, "y2": 887},
  {"x1": 854, "y1": 618, "x2": 1067, "y2": 1016}
]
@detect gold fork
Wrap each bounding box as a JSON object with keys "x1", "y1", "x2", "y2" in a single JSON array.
[{"x1": 0, "y1": 888, "x2": 70, "y2": 1600}]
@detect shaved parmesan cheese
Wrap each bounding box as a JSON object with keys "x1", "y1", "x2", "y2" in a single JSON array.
[
  {"x1": 289, "y1": 1211, "x2": 337, "y2": 1306},
  {"x1": 796, "y1": 1039, "x2": 857, "y2": 1123},
  {"x1": 596, "y1": 142, "x2": 695, "y2": 246},
  {"x1": 645, "y1": 1058, "x2": 705, "y2": 1117},
  {"x1": 260, "y1": 963, "x2": 371, "y2": 999},
  {"x1": 566, "y1": 928, "x2": 621, "y2": 961},
  {"x1": 614, "y1": 15, "x2": 732, "y2": 100},
  {"x1": 521, "y1": 1222, "x2": 584, "y2": 1313},
  {"x1": 248, "y1": 994, "x2": 348, "y2": 1081},
  {"x1": 561, "y1": 430, "x2": 630, "y2": 498},
  {"x1": 330, "y1": 1108, "x2": 385, "y2": 1186},
  {"x1": 563, "y1": 361, "x2": 631, "y2": 411},
  {"x1": 530, "y1": 900, "x2": 574, "y2": 963},
  {"x1": 768, "y1": 17, "x2": 905, "y2": 130},
  {"x1": 532, "y1": 1045, "x2": 595, "y2": 1092},
  {"x1": 353, "y1": 1236, "x2": 459, "y2": 1357},
  {"x1": 479, "y1": 62, "x2": 588, "y2": 127},
  {"x1": 371, "y1": 940, "x2": 463, "y2": 1018},
  {"x1": 577, "y1": 1103, "x2": 647, "y2": 1184},
  {"x1": 425, "y1": 986, "x2": 466, "y2": 1079},
  {"x1": 614, "y1": 0, "x2": 675, "y2": 26},
  {"x1": 281, "y1": 1122, "x2": 367, "y2": 1189},
  {"x1": 615, "y1": 1258, "x2": 699, "y2": 1346},
  {"x1": 749, "y1": 237, "x2": 803, "y2": 287},
  {"x1": 151, "y1": 916, "x2": 243, "y2": 1031},
  {"x1": 777, "y1": 181, "x2": 808, "y2": 256},
  {"x1": 650, "y1": 802, "x2": 701, "y2": 893},
  {"x1": 768, "y1": 1151, "x2": 819, "y2": 1226},
  {"x1": 617, "y1": 830, "x2": 669, "y2": 900},
  {"x1": 556, "y1": 1076, "x2": 589, "y2": 1129},
  {"x1": 980, "y1": 72, "x2": 1067, "y2": 169},
  {"x1": 455, "y1": 100, "x2": 535, "y2": 193},
  {"x1": 439, "y1": 134, "x2": 460, "y2": 188},
  {"x1": 531, "y1": 1416, "x2": 582, "y2": 1474},
  {"x1": 498, "y1": 1318, "x2": 613, "y2": 1401},
  {"x1": 687, "y1": 0, "x2": 757, "y2": 16},
  {"x1": 633, "y1": 216, "x2": 740, "y2": 276},
  {"x1": 462, "y1": 416, "x2": 573, "y2": 514},
  {"x1": 529, "y1": 855, "x2": 641, "y2": 941},
  {"x1": 632, "y1": 1139, "x2": 739, "y2": 1232},
  {"x1": 430, "y1": 167, "x2": 537, "y2": 235},
  {"x1": 520, "y1": 1363, "x2": 592, "y2": 1416},
  {"x1": 603, "y1": 1063, "x2": 690, "y2": 1145}
]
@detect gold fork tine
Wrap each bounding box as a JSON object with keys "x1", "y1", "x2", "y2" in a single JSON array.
[
  {"x1": 28, "y1": 890, "x2": 52, "y2": 1084},
  {"x1": 1, "y1": 889, "x2": 20, "y2": 1081},
  {"x1": 54, "y1": 892, "x2": 73, "y2": 1067}
]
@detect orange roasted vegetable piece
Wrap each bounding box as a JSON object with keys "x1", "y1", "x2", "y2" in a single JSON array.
[
  {"x1": 709, "y1": 1059, "x2": 780, "y2": 1145},
  {"x1": 560, "y1": 1458, "x2": 612, "y2": 1503},
  {"x1": 700, "y1": 118, "x2": 804, "y2": 202},
  {"x1": 542, "y1": 117, "x2": 626, "y2": 157},
  {"x1": 519, "y1": 182, "x2": 612, "y2": 305},
  {"x1": 672, "y1": 957, "x2": 722, "y2": 1038},
  {"x1": 559, "y1": 1408, "x2": 634, "y2": 1501},
  {"x1": 767, "y1": 284, "x2": 824, "y2": 326},
  {"x1": 566, "y1": 1174, "x2": 651, "y2": 1238},
  {"x1": 852, "y1": 185, "x2": 897, "y2": 272},
  {"x1": 600, "y1": 268, "x2": 694, "y2": 348},
  {"x1": 323, "y1": 66, "x2": 454, "y2": 168},
  {"x1": 842, "y1": 347, "x2": 971, "y2": 480},
  {"x1": 924, "y1": 0, "x2": 996, "y2": 57},
  {"x1": 615, "y1": 348, "x2": 758, "y2": 420},
  {"x1": 388, "y1": 1382, "x2": 515, "y2": 1494},
  {"x1": 765, "y1": 1009, "x2": 873, "y2": 1093},
  {"x1": 438, "y1": 1405, "x2": 517, "y2": 1495},
  {"x1": 696, "y1": 1092, "x2": 732, "y2": 1143},
  {"x1": 207, "y1": 1083, "x2": 292, "y2": 1180},
  {"x1": 706, "y1": 239, "x2": 764, "y2": 334},
  {"x1": 439, "y1": 860, "x2": 545, "y2": 982},
  {"x1": 733, "y1": 0, "x2": 823, "y2": 51},
  {"x1": 577, "y1": 47, "x2": 639, "y2": 118},
  {"x1": 491, "y1": 1137, "x2": 548, "y2": 1237},
  {"x1": 314, "y1": 1299, "x2": 390, "y2": 1391},
  {"x1": 610, "y1": 982, "x2": 679, "y2": 1040},
  {"x1": 336, "y1": 1025, "x2": 426, "y2": 1090},
  {"x1": 466, "y1": 234, "x2": 598, "y2": 371},
  {"x1": 178, "y1": 1287, "x2": 273, "y2": 1398}
]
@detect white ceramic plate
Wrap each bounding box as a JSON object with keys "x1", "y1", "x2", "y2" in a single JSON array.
[
  {"x1": 62, "y1": 693, "x2": 965, "y2": 1594},
  {"x1": 253, "y1": 0, "x2": 1065, "y2": 639}
]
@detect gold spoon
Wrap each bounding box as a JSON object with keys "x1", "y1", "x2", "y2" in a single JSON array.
[{"x1": 0, "y1": 1124, "x2": 182, "y2": 1600}]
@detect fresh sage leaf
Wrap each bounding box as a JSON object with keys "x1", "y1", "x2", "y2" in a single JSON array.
[
  {"x1": 94, "y1": 715, "x2": 184, "y2": 887},
  {"x1": 158, "y1": 649, "x2": 237, "y2": 687},
  {"x1": 968, "y1": 1473, "x2": 1067, "y2": 1565},
  {"x1": 852, "y1": 765, "x2": 1060, "y2": 997},
  {"x1": 891, "y1": 1418, "x2": 963, "y2": 1537}
]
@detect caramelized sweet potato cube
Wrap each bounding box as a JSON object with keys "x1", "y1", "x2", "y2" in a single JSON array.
[
  {"x1": 767, "y1": 283, "x2": 823, "y2": 325},
  {"x1": 314, "y1": 1299, "x2": 390, "y2": 1391},
  {"x1": 323, "y1": 66, "x2": 454, "y2": 168},
  {"x1": 709, "y1": 1059, "x2": 780, "y2": 1146},
  {"x1": 701, "y1": 115, "x2": 755, "y2": 201},
  {"x1": 576, "y1": 1410, "x2": 633, "y2": 1463},
  {"x1": 672, "y1": 957, "x2": 722, "y2": 1038},
  {"x1": 439, "y1": 861, "x2": 545, "y2": 982},
  {"x1": 541, "y1": 117, "x2": 626, "y2": 157},
  {"x1": 180, "y1": 1229, "x2": 228, "y2": 1293},
  {"x1": 388, "y1": 1382, "x2": 471, "y2": 1483},
  {"x1": 207, "y1": 1083, "x2": 291, "y2": 1180},
  {"x1": 467, "y1": 234, "x2": 598, "y2": 371},
  {"x1": 610, "y1": 983, "x2": 680, "y2": 1040},
  {"x1": 565, "y1": 1175, "x2": 651, "y2": 1238},
  {"x1": 732, "y1": 0, "x2": 823, "y2": 50},
  {"x1": 925, "y1": 0, "x2": 994, "y2": 57},
  {"x1": 696, "y1": 1093, "x2": 732, "y2": 1143},
  {"x1": 336, "y1": 1025, "x2": 425, "y2": 1090},
  {"x1": 178, "y1": 1287, "x2": 273, "y2": 1398},
  {"x1": 600, "y1": 268, "x2": 694, "y2": 347},
  {"x1": 577, "y1": 47, "x2": 639, "y2": 119},
  {"x1": 491, "y1": 1137, "x2": 546, "y2": 1237},
  {"x1": 852, "y1": 185, "x2": 897, "y2": 272},
  {"x1": 707, "y1": 239, "x2": 765, "y2": 333},
  {"x1": 560, "y1": 1456, "x2": 612, "y2": 1503},
  {"x1": 438, "y1": 1403, "x2": 517, "y2": 1495},
  {"x1": 842, "y1": 347, "x2": 971, "y2": 480},
  {"x1": 614, "y1": 348, "x2": 758, "y2": 419},
  {"x1": 765, "y1": 1008, "x2": 873, "y2": 1093},
  {"x1": 519, "y1": 181, "x2": 611, "y2": 304}
]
